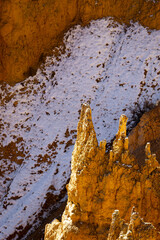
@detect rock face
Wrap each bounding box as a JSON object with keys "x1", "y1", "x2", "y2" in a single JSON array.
[
  {"x1": 0, "y1": 0, "x2": 78, "y2": 84},
  {"x1": 128, "y1": 105, "x2": 160, "y2": 165},
  {"x1": 44, "y1": 104, "x2": 160, "y2": 240},
  {"x1": 108, "y1": 208, "x2": 160, "y2": 240},
  {"x1": 1, "y1": 0, "x2": 160, "y2": 84}
]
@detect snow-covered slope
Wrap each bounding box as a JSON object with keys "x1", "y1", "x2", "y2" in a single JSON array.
[{"x1": 0, "y1": 17, "x2": 160, "y2": 239}]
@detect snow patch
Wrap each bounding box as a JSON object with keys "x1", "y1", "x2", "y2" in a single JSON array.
[{"x1": 0, "y1": 17, "x2": 160, "y2": 239}]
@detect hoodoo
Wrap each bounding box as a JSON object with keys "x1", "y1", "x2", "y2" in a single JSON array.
[{"x1": 44, "y1": 104, "x2": 160, "y2": 240}]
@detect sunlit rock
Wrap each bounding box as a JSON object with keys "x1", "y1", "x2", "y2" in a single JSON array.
[{"x1": 44, "y1": 104, "x2": 160, "y2": 240}]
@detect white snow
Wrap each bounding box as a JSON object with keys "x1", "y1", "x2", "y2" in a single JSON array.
[{"x1": 0, "y1": 17, "x2": 160, "y2": 239}]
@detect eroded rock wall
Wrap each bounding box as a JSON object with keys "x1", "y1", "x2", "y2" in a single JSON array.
[
  {"x1": 1, "y1": 0, "x2": 160, "y2": 84},
  {"x1": 44, "y1": 104, "x2": 160, "y2": 240},
  {"x1": 128, "y1": 104, "x2": 160, "y2": 164},
  {"x1": 0, "y1": 0, "x2": 78, "y2": 84}
]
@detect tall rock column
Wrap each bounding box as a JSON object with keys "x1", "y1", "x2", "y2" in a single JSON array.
[
  {"x1": 45, "y1": 103, "x2": 107, "y2": 240},
  {"x1": 45, "y1": 105, "x2": 160, "y2": 240}
]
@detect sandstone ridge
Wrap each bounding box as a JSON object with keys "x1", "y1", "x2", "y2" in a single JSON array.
[
  {"x1": 1, "y1": 0, "x2": 160, "y2": 84},
  {"x1": 44, "y1": 104, "x2": 160, "y2": 240}
]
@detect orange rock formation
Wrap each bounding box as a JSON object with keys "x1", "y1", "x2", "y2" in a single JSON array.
[
  {"x1": 129, "y1": 104, "x2": 160, "y2": 164},
  {"x1": 108, "y1": 207, "x2": 160, "y2": 240},
  {"x1": 44, "y1": 104, "x2": 160, "y2": 240},
  {"x1": 1, "y1": 0, "x2": 160, "y2": 84}
]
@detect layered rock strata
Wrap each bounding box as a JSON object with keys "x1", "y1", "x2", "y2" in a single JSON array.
[
  {"x1": 1, "y1": 0, "x2": 160, "y2": 84},
  {"x1": 44, "y1": 104, "x2": 160, "y2": 240}
]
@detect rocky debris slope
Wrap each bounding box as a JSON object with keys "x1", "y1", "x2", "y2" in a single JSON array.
[
  {"x1": 44, "y1": 104, "x2": 160, "y2": 240},
  {"x1": 1, "y1": 0, "x2": 160, "y2": 84},
  {"x1": 108, "y1": 207, "x2": 160, "y2": 240}
]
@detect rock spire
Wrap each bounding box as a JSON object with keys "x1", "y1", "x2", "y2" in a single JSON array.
[
  {"x1": 108, "y1": 207, "x2": 160, "y2": 240},
  {"x1": 45, "y1": 104, "x2": 160, "y2": 240}
]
